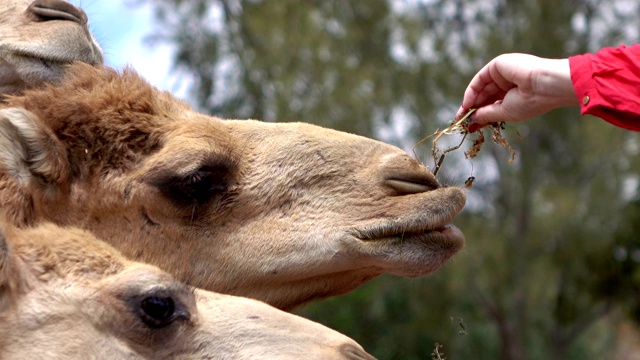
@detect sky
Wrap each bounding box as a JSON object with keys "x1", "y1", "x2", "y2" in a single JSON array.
[{"x1": 71, "y1": 0, "x2": 185, "y2": 97}]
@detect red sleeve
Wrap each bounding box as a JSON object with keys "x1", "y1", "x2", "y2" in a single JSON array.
[{"x1": 569, "y1": 44, "x2": 640, "y2": 131}]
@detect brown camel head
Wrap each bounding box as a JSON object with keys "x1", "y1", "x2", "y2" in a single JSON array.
[{"x1": 0, "y1": 63, "x2": 466, "y2": 310}]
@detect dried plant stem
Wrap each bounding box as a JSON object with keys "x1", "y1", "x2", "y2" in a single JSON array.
[
  {"x1": 413, "y1": 109, "x2": 476, "y2": 176},
  {"x1": 414, "y1": 108, "x2": 517, "y2": 177}
]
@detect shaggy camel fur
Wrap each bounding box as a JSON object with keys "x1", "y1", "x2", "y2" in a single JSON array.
[
  {"x1": 0, "y1": 63, "x2": 466, "y2": 310},
  {"x1": 0, "y1": 220, "x2": 374, "y2": 359},
  {"x1": 0, "y1": 0, "x2": 103, "y2": 97}
]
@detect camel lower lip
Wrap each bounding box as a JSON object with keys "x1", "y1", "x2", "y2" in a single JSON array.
[
  {"x1": 431, "y1": 224, "x2": 460, "y2": 235},
  {"x1": 356, "y1": 224, "x2": 464, "y2": 246},
  {"x1": 428, "y1": 224, "x2": 464, "y2": 245},
  {"x1": 408, "y1": 224, "x2": 464, "y2": 246}
]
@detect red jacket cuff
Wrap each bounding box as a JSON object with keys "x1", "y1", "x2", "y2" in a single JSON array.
[{"x1": 569, "y1": 45, "x2": 640, "y2": 131}]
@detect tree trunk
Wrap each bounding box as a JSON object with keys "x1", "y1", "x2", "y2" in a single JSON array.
[{"x1": 497, "y1": 317, "x2": 526, "y2": 360}]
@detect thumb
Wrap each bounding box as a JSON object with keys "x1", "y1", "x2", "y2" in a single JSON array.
[{"x1": 472, "y1": 102, "x2": 513, "y2": 125}]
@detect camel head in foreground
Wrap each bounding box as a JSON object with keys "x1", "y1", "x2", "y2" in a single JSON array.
[
  {"x1": 0, "y1": 220, "x2": 374, "y2": 359},
  {"x1": 0, "y1": 0, "x2": 103, "y2": 98},
  {"x1": 0, "y1": 63, "x2": 466, "y2": 310}
]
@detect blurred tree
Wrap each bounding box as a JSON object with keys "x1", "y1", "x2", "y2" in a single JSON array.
[
  {"x1": 141, "y1": 0, "x2": 640, "y2": 358},
  {"x1": 588, "y1": 198, "x2": 640, "y2": 321},
  {"x1": 141, "y1": 0, "x2": 476, "y2": 138}
]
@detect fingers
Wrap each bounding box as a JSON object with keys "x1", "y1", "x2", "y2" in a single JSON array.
[
  {"x1": 461, "y1": 58, "x2": 513, "y2": 110},
  {"x1": 457, "y1": 100, "x2": 514, "y2": 133},
  {"x1": 474, "y1": 82, "x2": 509, "y2": 107},
  {"x1": 457, "y1": 102, "x2": 508, "y2": 134},
  {"x1": 460, "y1": 64, "x2": 493, "y2": 110},
  {"x1": 456, "y1": 54, "x2": 533, "y2": 128},
  {"x1": 455, "y1": 106, "x2": 468, "y2": 121},
  {"x1": 457, "y1": 59, "x2": 514, "y2": 124},
  {"x1": 467, "y1": 121, "x2": 481, "y2": 133},
  {"x1": 472, "y1": 101, "x2": 510, "y2": 125}
]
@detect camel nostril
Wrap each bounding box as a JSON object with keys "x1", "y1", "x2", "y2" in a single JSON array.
[
  {"x1": 378, "y1": 153, "x2": 439, "y2": 195},
  {"x1": 28, "y1": 0, "x2": 88, "y2": 25},
  {"x1": 384, "y1": 173, "x2": 440, "y2": 195},
  {"x1": 384, "y1": 179, "x2": 433, "y2": 195}
]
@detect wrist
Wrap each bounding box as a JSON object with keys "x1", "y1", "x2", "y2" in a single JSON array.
[{"x1": 536, "y1": 58, "x2": 578, "y2": 107}]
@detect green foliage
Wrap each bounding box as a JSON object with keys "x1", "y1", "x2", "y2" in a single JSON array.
[
  {"x1": 587, "y1": 198, "x2": 640, "y2": 321},
  {"x1": 300, "y1": 273, "x2": 465, "y2": 360},
  {"x1": 142, "y1": 0, "x2": 640, "y2": 358}
]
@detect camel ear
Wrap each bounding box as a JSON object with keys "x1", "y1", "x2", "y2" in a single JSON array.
[{"x1": 0, "y1": 108, "x2": 69, "y2": 186}]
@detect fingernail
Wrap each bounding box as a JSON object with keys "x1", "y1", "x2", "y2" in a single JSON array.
[
  {"x1": 455, "y1": 107, "x2": 464, "y2": 120},
  {"x1": 468, "y1": 122, "x2": 480, "y2": 133}
]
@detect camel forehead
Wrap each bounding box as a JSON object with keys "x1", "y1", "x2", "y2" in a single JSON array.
[
  {"x1": 27, "y1": 67, "x2": 225, "y2": 143},
  {"x1": 10, "y1": 224, "x2": 192, "y2": 301},
  {"x1": 97, "y1": 264, "x2": 194, "y2": 304}
]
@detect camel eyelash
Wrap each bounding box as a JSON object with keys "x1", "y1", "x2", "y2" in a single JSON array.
[{"x1": 149, "y1": 165, "x2": 233, "y2": 208}]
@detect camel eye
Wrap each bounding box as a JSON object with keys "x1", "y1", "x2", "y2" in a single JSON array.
[
  {"x1": 151, "y1": 164, "x2": 231, "y2": 207},
  {"x1": 140, "y1": 296, "x2": 176, "y2": 328},
  {"x1": 173, "y1": 167, "x2": 223, "y2": 202}
]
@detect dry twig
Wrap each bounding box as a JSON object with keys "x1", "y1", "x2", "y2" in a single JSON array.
[{"x1": 414, "y1": 109, "x2": 517, "y2": 176}]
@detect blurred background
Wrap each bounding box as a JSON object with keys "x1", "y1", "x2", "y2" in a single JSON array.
[{"x1": 75, "y1": 0, "x2": 640, "y2": 358}]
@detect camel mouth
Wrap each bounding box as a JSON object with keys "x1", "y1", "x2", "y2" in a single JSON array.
[
  {"x1": 350, "y1": 220, "x2": 465, "y2": 277},
  {"x1": 352, "y1": 186, "x2": 466, "y2": 255},
  {"x1": 354, "y1": 222, "x2": 464, "y2": 250},
  {"x1": 7, "y1": 46, "x2": 102, "y2": 68},
  {"x1": 0, "y1": 50, "x2": 67, "y2": 71},
  {"x1": 16, "y1": 51, "x2": 72, "y2": 66}
]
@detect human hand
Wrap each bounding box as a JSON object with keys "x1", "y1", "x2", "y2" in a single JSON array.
[{"x1": 455, "y1": 54, "x2": 578, "y2": 130}]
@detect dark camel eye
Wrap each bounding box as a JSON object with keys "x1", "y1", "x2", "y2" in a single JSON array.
[
  {"x1": 173, "y1": 167, "x2": 226, "y2": 202},
  {"x1": 151, "y1": 164, "x2": 231, "y2": 207},
  {"x1": 140, "y1": 296, "x2": 175, "y2": 328}
]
